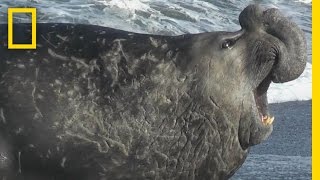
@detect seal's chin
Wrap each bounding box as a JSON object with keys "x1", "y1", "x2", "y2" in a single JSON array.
[{"x1": 253, "y1": 77, "x2": 274, "y2": 126}]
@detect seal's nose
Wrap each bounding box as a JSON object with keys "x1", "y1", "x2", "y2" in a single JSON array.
[{"x1": 239, "y1": 4, "x2": 264, "y2": 31}]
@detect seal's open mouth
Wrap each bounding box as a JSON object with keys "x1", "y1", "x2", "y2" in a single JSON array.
[{"x1": 253, "y1": 76, "x2": 274, "y2": 125}]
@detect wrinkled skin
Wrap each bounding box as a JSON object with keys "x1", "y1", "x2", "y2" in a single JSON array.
[{"x1": 0, "y1": 5, "x2": 306, "y2": 180}]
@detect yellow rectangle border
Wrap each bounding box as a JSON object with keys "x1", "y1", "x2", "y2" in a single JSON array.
[
  {"x1": 313, "y1": 1, "x2": 317, "y2": 179},
  {"x1": 8, "y1": 8, "x2": 37, "y2": 49}
]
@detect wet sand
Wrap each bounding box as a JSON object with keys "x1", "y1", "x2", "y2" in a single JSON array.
[{"x1": 233, "y1": 100, "x2": 311, "y2": 179}]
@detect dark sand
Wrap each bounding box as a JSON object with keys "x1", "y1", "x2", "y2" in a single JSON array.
[{"x1": 233, "y1": 100, "x2": 311, "y2": 179}]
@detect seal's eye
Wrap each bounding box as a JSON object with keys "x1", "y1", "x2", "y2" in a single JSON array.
[{"x1": 221, "y1": 39, "x2": 236, "y2": 49}]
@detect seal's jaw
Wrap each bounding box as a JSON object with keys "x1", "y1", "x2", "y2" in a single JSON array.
[
  {"x1": 253, "y1": 76, "x2": 274, "y2": 126},
  {"x1": 238, "y1": 74, "x2": 275, "y2": 150}
]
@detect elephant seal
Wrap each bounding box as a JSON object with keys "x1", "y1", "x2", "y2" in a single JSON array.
[{"x1": 0, "y1": 4, "x2": 307, "y2": 180}]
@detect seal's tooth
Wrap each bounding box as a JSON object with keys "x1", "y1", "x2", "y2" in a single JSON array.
[
  {"x1": 266, "y1": 116, "x2": 274, "y2": 125},
  {"x1": 261, "y1": 115, "x2": 268, "y2": 122},
  {"x1": 261, "y1": 116, "x2": 274, "y2": 125}
]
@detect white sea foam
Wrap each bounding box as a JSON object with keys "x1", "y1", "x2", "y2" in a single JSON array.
[
  {"x1": 268, "y1": 62, "x2": 312, "y2": 103},
  {"x1": 295, "y1": 0, "x2": 312, "y2": 4},
  {"x1": 102, "y1": 0, "x2": 151, "y2": 12}
]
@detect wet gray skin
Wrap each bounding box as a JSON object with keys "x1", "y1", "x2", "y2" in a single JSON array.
[{"x1": 0, "y1": 4, "x2": 306, "y2": 180}]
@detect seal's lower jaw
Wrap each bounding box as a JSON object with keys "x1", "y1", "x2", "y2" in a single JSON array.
[{"x1": 253, "y1": 77, "x2": 274, "y2": 126}]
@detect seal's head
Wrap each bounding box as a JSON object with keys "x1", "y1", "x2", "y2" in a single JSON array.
[{"x1": 182, "y1": 4, "x2": 307, "y2": 150}]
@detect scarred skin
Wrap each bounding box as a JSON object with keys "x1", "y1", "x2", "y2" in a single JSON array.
[{"x1": 0, "y1": 5, "x2": 306, "y2": 180}]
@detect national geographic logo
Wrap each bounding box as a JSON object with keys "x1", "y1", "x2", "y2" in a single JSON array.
[{"x1": 7, "y1": 8, "x2": 37, "y2": 49}]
